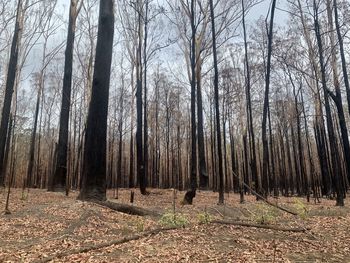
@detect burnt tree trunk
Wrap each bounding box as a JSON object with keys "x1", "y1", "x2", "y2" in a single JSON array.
[
  {"x1": 326, "y1": 0, "x2": 350, "y2": 188},
  {"x1": 334, "y1": 0, "x2": 350, "y2": 123},
  {"x1": 209, "y1": 0, "x2": 224, "y2": 205},
  {"x1": 26, "y1": 79, "x2": 42, "y2": 188},
  {"x1": 0, "y1": 0, "x2": 24, "y2": 186},
  {"x1": 51, "y1": 0, "x2": 80, "y2": 191},
  {"x1": 314, "y1": 1, "x2": 344, "y2": 206},
  {"x1": 183, "y1": 0, "x2": 197, "y2": 205},
  {"x1": 143, "y1": 0, "x2": 149, "y2": 193},
  {"x1": 136, "y1": 0, "x2": 147, "y2": 195},
  {"x1": 261, "y1": 0, "x2": 276, "y2": 198},
  {"x1": 242, "y1": 0, "x2": 258, "y2": 198},
  {"x1": 196, "y1": 60, "x2": 208, "y2": 189},
  {"x1": 78, "y1": 0, "x2": 114, "y2": 201}
]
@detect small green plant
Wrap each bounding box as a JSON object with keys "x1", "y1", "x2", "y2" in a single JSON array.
[
  {"x1": 197, "y1": 211, "x2": 212, "y2": 224},
  {"x1": 20, "y1": 190, "x2": 28, "y2": 201},
  {"x1": 293, "y1": 198, "x2": 309, "y2": 219},
  {"x1": 252, "y1": 203, "x2": 278, "y2": 225},
  {"x1": 135, "y1": 218, "x2": 145, "y2": 232},
  {"x1": 159, "y1": 212, "x2": 188, "y2": 228}
]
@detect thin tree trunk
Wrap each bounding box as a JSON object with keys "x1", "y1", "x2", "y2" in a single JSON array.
[
  {"x1": 26, "y1": 80, "x2": 42, "y2": 188},
  {"x1": 51, "y1": 0, "x2": 80, "y2": 191},
  {"x1": 143, "y1": 0, "x2": 149, "y2": 193},
  {"x1": 136, "y1": 0, "x2": 146, "y2": 195},
  {"x1": 183, "y1": 0, "x2": 197, "y2": 205},
  {"x1": 209, "y1": 0, "x2": 224, "y2": 205},
  {"x1": 334, "y1": 0, "x2": 350, "y2": 121},
  {"x1": 242, "y1": 0, "x2": 258, "y2": 199},
  {"x1": 261, "y1": 0, "x2": 276, "y2": 198},
  {"x1": 196, "y1": 58, "x2": 208, "y2": 189}
]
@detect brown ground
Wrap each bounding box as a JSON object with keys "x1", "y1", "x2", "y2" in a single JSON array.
[{"x1": 0, "y1": 188, "x2": 349, "y2": 263}]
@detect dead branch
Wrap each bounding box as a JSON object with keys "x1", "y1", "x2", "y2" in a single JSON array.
[
  {"x1": 232, "y1": 171, "x2": 298, "y2": 216},
  {"x1": 35, "y1": 227, "x2": 178, "y2": 263},
  {"x1": 93, "y1": 200, "x2": 160, "y2": 218},
  {"x1": 212, "y1": 220, "x2": 309, "y2": 233}
]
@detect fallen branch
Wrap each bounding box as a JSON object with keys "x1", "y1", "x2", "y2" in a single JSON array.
[
  {"x1": 232, "y1": 171, "x2": 298, "y2": 216},
  {"x1": 35, "y1": 227, "x2": 178, "y2": 263},
  {"x1": 93, "y1": 200, "x2": 160, "y2": 218},
  {"x1": 212, "y1": 220, "x2": 309, "y2": 233}
]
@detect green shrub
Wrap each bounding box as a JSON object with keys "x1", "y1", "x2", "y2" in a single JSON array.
[
  {"x1": 135, "y1": 218, "x2": 145, "y2": 232},
  {"x1": 197, "y1": 211, "x2": 212, "y2": 224},
  {"x1": 293, "y1": 198, "x2": 309, "y2": 219},
  {"x1": 252, "y1": 203, "x2": 278, "y2": 225},
  {"x1": 159, "y1": 212, "x2": 188, "y2": 228}
]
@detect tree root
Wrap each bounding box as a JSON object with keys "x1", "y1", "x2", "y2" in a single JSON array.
[
  {"x1": 93, "y1": 200, "x2": 160, "y2": 218},
  {"x1": 35, "y1": 227, "x2": 178, "y2": 263},
  {"x1": 212, "y1": 220, "x2": 310, "y2": 233}
]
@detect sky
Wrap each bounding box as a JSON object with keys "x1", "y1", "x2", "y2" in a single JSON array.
[
  {"x1": 55, "y1": 0, "x2": 287, "y2": 25},
  {"x1": 248, "y1": 0, "x2": 287, "y2": 24},
  {"x1": 23, "y1": 0, "x2": 288, "y2": 86}
]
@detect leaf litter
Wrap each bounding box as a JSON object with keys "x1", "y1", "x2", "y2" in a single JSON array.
[{"x1": 0, "y1": 188, "x2": 349, "y2": 262}]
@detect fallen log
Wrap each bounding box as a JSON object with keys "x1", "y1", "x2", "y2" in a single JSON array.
[
  {"x1": 212, "y1": 219, "x2": 310, "y2": 233},
  {"x1": 36, "y1": 227, "x2": 178, "y2": 263},
  {"x1": 93, "y1": 200, "x2": 160, "y2": 218}
]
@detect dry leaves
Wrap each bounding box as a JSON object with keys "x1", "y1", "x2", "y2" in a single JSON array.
[{"x1": 0, "y1": 188, "x2": 349, "y2": 262}]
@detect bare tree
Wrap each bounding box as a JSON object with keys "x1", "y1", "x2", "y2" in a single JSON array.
[{"x1": 261, "y1": 0, "x2": 277, "y2": 197}]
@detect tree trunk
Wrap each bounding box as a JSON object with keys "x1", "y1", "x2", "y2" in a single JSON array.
[
  {"x1": 196, "y1": 58, "x2": 208, "y2": 189},
  {"x1": 136, "y1": 0, "x2": 146, "y2": 195},
  {"x1": 51, "y1": 0, "x2": 80, "y2": 191},
  {"x1": 26, "y1": 79, "x2": 42, "y2": 188},
  {"x1": 0, "y1": 0, "x2": 24, "y2": 186},
  {"x1": 78, "y1": 0, "x2": 114, "y2": 201},
  {"x1": 242, "y1": 0, "x2": 258, "y2": 198},
  {"x1": 314, "y1": 1, "x2": 344, "y2": 206},
  {"x1": 143, "y1": 0, "x2": 149, "y2": 193},
  {"x1": 334, "y1": 0, "x2": 350, "y2": 122},
  {"x1": 183, "y1": 0, "x2": 197, "y2": 205},
  {"x1": 209, "y1": 0, "x2": 224, "y2": 205},
  {"x1": 326, "y1": 0, "x2": 350, "y2": 188},
  {"x1": 261, "y1": 0, "x2": 276, "y2": 198}
]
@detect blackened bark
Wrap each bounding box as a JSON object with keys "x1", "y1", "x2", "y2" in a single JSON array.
[
  {"x1": 314, "y1": 1, "x2": 344, "y2": 206},
  {"x1": 3, "y1": 115, "x2": 13, "y2": 186},
  {"x1": 210, "y1": 99, "x2": 217, "y2": 191},
  {"x1": 143, "y1": 0, "x2": 149, "y2": 193},
  {"x1": 26, "y1": 82, "x2": 42, "y2": 188},
  {"x1": 0, "y1": 0, "x2": 23, "y2": 186},
  {"x1": 334, "y1": 0, "x2": 350, "y2": 121},
  {"x1": 78, "y1": 0, "x2": 114, "y2": 201},
  {"x1": 183, "y1": 0, "x2": 197, "y2": 205},
  {"x1": 51, "y1": 0, "x2": 80, "y2": 191},
  {"x1": 196, "y1": 68, "x2": 208, "y2": 189},
  {"x1": 242, "y1": 0, "x2": 258, "y2": 197},
  {"x1": 261, "y1": 0, "x2": 276, "y2": 198},
  {"x1": 209, "y1": 0, "x2": 224, "y2": 205},
  {"x1": 136, "y1": 1, "x2": 146, "y2": 195},
  {"x1": 326, "y1": 0, "x2": 350, "y2": 187}
]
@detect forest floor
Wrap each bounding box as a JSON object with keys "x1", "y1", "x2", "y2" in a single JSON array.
[{"x1": 0, "y1": 188, "x2": 349, "y2": 263}]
